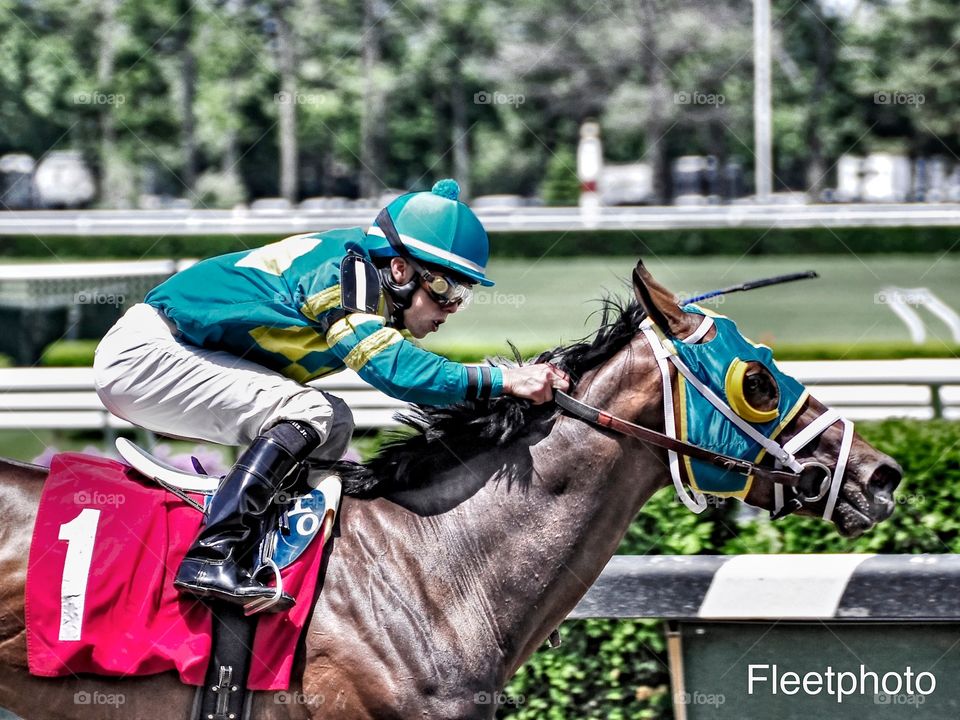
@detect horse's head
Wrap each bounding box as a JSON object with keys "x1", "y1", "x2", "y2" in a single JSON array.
[{"x1": 630, "y1": 260, "x2": 901, "y2": 537}]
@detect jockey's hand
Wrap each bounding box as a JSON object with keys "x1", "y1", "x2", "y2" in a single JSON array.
[{"x1": 501, "y1": 364, "x2": 570, "y2": 405}]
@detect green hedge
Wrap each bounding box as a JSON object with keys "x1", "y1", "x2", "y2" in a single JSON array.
[
  {"x1": 39, "y1": 340, "x2": 101, "y2": 367},
  {"x1": 498, "y1": 418, "x2": 960, "y2": 719},
  {"x1": 3, "y1": 225, "x2": 960, "y2": 260}
]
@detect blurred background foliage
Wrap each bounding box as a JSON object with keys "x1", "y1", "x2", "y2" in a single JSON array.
[{"x1": 3, "y1": 0, "x2": 959, "y2": 205}]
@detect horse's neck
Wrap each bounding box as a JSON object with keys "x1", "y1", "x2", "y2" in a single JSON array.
[{"x1": 390, "y1": 410, "x2": 667, "y2": 681}]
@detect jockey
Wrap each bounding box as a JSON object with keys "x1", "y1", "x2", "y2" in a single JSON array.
[{"x1": 93, "y1": 179, "x2": 569, "y2": 611}]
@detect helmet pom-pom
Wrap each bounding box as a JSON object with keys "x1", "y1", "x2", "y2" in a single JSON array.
[{"x1": 431, "y1": 178, "x2": 461, "y2": 201}]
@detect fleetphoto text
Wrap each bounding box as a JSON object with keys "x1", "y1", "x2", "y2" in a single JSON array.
[{"x1": 747, "y1": 664, "x2": 936, "y2": 704}]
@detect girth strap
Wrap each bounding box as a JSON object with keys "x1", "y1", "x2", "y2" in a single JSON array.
[{"x1": 191, "y1": 604, "x2": 256, "y2": 720}]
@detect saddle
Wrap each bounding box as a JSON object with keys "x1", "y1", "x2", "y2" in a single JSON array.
[
  {"x1": 26, "y1": 441, "x2": 343, "y2": 720},
  {"x1": 116, "y1": 437, "x2": 342, "y2": 608}
]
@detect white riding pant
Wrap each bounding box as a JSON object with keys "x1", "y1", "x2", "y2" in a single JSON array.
[{"x1": 93, "y1": 303, "x2": 354, "y2": 460}]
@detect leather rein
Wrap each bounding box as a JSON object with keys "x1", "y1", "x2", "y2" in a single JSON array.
[
  {"x1": 551, "y1": 315, "x2": 853, "y2": 521},
  {"x1": 554, "y1": 390, "x2": 823, "y2": 496}
]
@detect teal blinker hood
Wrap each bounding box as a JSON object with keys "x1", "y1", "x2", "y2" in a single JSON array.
[{"x1": 665, "y1": 308, "x2": 809, "y2": 496}]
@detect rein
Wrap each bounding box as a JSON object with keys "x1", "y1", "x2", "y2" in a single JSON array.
[
  {"x1": 553, "y1": 314, "x2": 854, "y2": 521},
  {"x1": 554, "y1": 391, "x2": 820, "y2": 494}
]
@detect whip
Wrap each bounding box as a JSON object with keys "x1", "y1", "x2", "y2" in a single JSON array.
[{"x1": 684, "y1": 270, "x2": 819, "y2": 304}]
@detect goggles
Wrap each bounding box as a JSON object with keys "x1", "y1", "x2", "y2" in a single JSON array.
[{"x1": 417, "y1": 266, "x2": 473, "y2": 308}]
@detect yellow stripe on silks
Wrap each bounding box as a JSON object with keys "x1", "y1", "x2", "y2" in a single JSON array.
[
  {"x1": 343, "y1": 327, "x2": 402, "y2": 371},
  {"x1": 300, "y1": 284, "x2": 341, "y2": 321},
  {"x1": 248, "y1": 325, "x2": 329, "y2": 362},
  {"x1": 326, "y1": 313, "x2": 386, "y2": 346},
  {"x1": 280, "y1": 362, "x2": 337, "y2": 383},
  {"x1": 235, "y1": 234, "x2": 322, "y2": 276}
]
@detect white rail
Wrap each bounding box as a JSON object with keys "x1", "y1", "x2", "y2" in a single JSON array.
[
  {"x1": 2, "y1": 203, "x2": 960, "y2": 235},
  {"x1": 0, "y1": 360, "x2": 958, "y2": 436}
]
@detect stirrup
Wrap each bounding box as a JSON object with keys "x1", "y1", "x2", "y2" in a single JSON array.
[{"x1": 242, "y1": 559, "x2": 287, "y2": 616}]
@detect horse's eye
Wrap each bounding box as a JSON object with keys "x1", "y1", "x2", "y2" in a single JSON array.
[
  {"x1": 744, "y1": 370, "x2": 778, "y2": 410},
  {"x1": 725, "y1": 359, "x2": 780, "y2": 423}
]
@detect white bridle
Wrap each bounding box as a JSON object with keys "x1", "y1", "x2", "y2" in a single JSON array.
[{"x1": 641, "y1": 316, "x2": 855, "y2": 521}]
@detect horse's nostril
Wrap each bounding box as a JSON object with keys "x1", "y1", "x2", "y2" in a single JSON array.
[{"x1": 870, "y1": 462, "x2": 902, "y2": 496}]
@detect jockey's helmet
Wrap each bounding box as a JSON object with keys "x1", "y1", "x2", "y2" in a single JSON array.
[{"x1": 366, "y1": 179, "x2": 494, "y2": 287}]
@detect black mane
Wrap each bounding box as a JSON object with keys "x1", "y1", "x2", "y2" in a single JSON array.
[{"x1": 331, "y1": 298, "x2": 647, "y2": 498}]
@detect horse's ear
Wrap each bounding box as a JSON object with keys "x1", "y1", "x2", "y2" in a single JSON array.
[{"x1": 632, "y1": 260, "x2": 701, "y2": 339}]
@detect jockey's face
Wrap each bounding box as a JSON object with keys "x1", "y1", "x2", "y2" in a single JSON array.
[{"x1": 389, "y1": 257, "x2": 461, "y2": 339}]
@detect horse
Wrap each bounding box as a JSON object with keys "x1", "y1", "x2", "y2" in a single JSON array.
[{"x1": 0, "y1": 261, "x2": 901, "y2": 719}]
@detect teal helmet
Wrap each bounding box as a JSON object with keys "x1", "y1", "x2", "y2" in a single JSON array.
[{"x1": 366, "y1": 179, "x2": 494, "y2": 287}]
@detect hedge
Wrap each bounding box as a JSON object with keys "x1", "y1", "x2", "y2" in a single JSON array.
[
  {"x1": 3, "y1": 225, "x2": 960, "y2": 260},
  {"x1": 498, "y1": 418, "x2": 960, "y2": 719}
]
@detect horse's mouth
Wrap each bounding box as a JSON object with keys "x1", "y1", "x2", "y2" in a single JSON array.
[{"x1": 834, "y1": 489, "x2": 895, "y2": 538}]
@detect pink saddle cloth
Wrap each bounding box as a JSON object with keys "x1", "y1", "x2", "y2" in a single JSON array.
[{"x1": 26, "y1": 452, "x2": 328, "y2": 690}]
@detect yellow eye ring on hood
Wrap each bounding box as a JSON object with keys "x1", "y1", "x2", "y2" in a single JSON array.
[{"x1": 724, "y1": 358, "x2": 779, "y2": 423}]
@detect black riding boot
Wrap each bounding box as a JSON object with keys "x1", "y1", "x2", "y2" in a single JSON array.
[{"x1": 174, "y1": 420, "x2": 320, "y2": 611}]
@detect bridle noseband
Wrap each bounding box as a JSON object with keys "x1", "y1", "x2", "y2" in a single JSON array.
[{"x1": 555, "y1": 315, "x2": 855, "y2": 521}]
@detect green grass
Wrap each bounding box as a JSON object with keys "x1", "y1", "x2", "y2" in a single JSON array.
[{"x1": 421, "y1": 254, "x2": 960, "y2": 356}]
